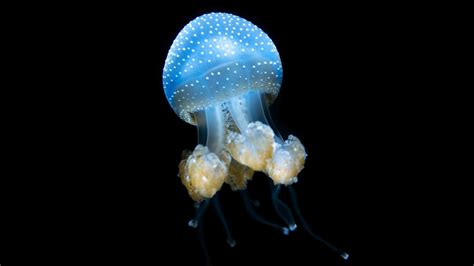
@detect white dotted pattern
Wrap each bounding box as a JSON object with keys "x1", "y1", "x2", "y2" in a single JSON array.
[{"x1": 163, "y1": 12, "x2": 283, "y2": 124}]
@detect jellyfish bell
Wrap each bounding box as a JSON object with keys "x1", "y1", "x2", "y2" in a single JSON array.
[
  {"x1": 163, "y1": 12, "x2": 282, "y2": 126},
  {"x1": 163, "y1": 12, "x2": 349, "y2": 262},
  {"x1": 164, "y1": 12, "x2": 306, "y2": 200}
]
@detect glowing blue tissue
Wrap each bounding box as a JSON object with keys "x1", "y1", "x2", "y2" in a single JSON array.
[
  {"x1": 163, "y1": 12, "x2": 283, "y2": 124},
  {"x1": 162, "y1": 14, "x2": 350, "y2": 262}
]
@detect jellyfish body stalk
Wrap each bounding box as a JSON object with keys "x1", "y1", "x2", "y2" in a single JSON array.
[
  {"x1": 195, "y1": 110, "x2": 208, "y2": 147},
  {"x1": 227, "y1": 91, "x2": 274, "y2": 139},
  {"x1": 204, "y1": 105, "x2": 226, "y2": 154}
]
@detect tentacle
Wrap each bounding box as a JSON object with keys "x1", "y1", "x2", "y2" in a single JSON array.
[
  {"x1": 240, "y1": 189, "x2": 289, "y2": 235},
  {"x1": 212, "y1": 194, "x2": 236, "y2": 247},
  {"x1": 271, "y1": 184, "x2": 297, "y2": 231},
  {"x1": 288, "y1": 186, "x2": 350, "y2": 260},
  {"x1": 196, "y1": 204, "x2": 213, "y2": 266},
  {"x1": 188, "y1": 199, "x2": 210, "y2": 228}
]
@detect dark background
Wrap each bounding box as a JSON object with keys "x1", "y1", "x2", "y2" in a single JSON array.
[
  {"x1": 138, "y1": 2, "x2": 357, "y2": 265},
  {"x1": 8, "y1": 1, "x2": 391, "y2": 265},
  {"x1": 5, "y1": 1, "x2": 468, "y2": 265},
  {"x1": 158, "y1": 2, "x2": 357, "y2": 266}
]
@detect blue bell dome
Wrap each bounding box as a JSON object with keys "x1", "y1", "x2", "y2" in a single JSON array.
[{"x1": 163, "y1": 12, "x2": 283, "y2": 124}]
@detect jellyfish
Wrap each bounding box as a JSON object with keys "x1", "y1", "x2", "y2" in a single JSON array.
[{"x1": 163, "y1": 12, "x2": 349, "y2": 263}]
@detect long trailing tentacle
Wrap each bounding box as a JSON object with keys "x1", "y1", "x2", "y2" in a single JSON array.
[
  {"x1": 288, "y1": 185, "x2": 349, "y2": 260},
  {"x1": 197, "y1": 211, "x2": 213, "y2": 266},
  {"x1": 212, "y1": 194, "x2": 236, "y2": 247},
  {"x1": 240, "y1": 189, "x2": 289, "y2": 235},
  {"x1": 271, "y1": 183, "x2": 297, "y2": 231},
  {"x1": 188, "y1": 199, "x2": 210, "y2": 228}
]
